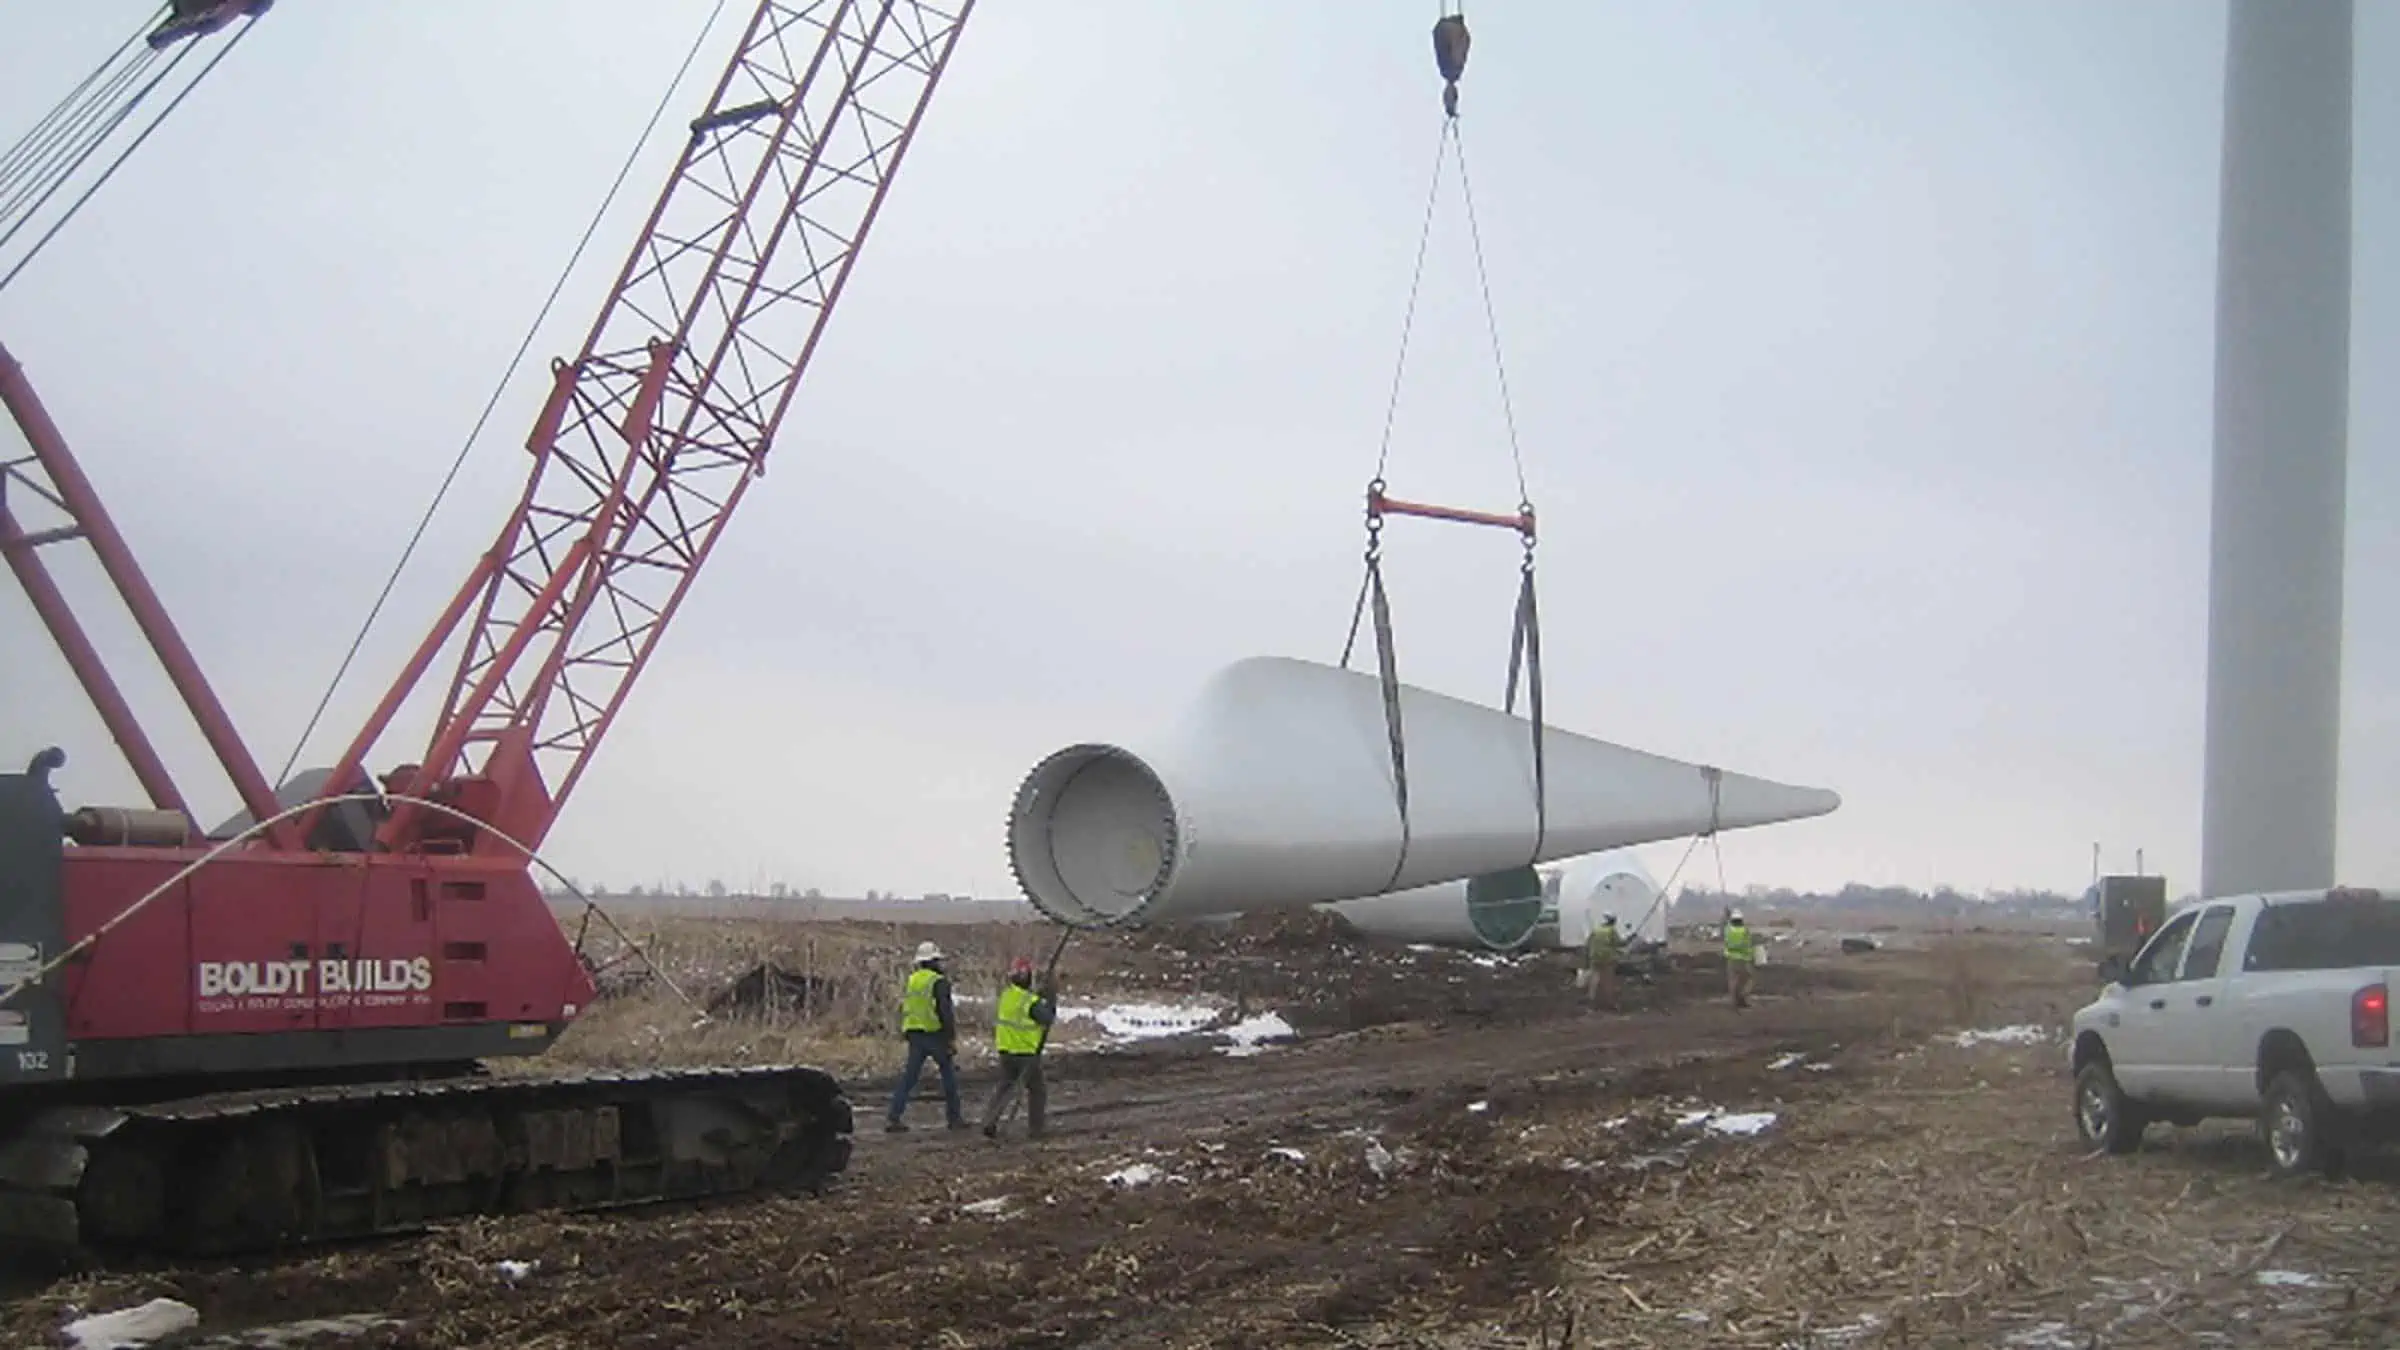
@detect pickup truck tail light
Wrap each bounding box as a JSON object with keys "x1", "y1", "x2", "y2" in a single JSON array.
[{"x1": 2353, "y1": 983, "x2": 2390, "y2": 1049}]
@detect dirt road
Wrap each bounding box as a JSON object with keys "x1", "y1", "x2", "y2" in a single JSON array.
[{"x1": 9, "y1": 930, "x2": 2396, "y2": 1348}]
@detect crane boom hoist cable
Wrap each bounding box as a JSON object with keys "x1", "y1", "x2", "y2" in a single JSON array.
[
  {"x1": 1410, "y1": 7, "x2": 1752, "y2": 936},
  {"x1": 1342, "y1": 7, "x2": 1548, "y2": 894},
  {"x1": 0, "y1": 2, "x2": 271, "y2": 296}
]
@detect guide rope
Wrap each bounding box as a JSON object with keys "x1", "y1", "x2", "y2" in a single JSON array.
[{"x1": 1620, "y1": 767, "x2": 1728, "y2": 946}]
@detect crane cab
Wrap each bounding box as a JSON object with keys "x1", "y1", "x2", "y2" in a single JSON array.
[{"x1": 0, "y1": 752, "x2": 69, "y2": 1085}]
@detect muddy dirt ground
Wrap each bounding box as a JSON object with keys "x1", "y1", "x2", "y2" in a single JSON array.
[{"x1": 11, "y1": 919, "x2": 2399, "y2": 1348}]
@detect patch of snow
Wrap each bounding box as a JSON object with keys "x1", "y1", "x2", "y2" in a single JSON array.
[
  {"x1": 2079, "y1": 1271, "x2": 2195, "y2": 1332},
  {"x1": 1672, "y1": 1106, "x2": 1779, "y2": 1137},
  {"x1": 64, "y1": 1300, "x2": 199, "y2": 1350},
  {"x1": 1618, "y1": 1149, "x2": 1689, "y2": 1172},
  {"x1": 1266, "y1": 1146, "x2": 1308, "y2": 1163},
  {"x1": 1061, "y1": 1000, "x2": 1225, "y2": 1042},
  {"x1": 1806, "y1": 1061, "x2": 1836, "y2": 1073},
  {"x1": 1104, "y1": 1163, "x2": 1164, "y2": 1188},
  {"x1": 1363, "y1": 1137, "x2": 1397, "y2": 1179},
  {"x1": 211, "y1": 1313, "x2": 405, "y2": 1348},
  {"x1": 1952, "y1": 1025, "x2": 2049, "y2": 1049},
  {"x1": 1768, "y1": 1052, "x2": 1807, "y2": 1071},
  {"x1": 1811, "y1": 1312, "x2": 1883, "y2": 1343},
  {"x1": 1999, "y1": 1321, "x2": 2082, "y2": 1349},
  {"x1": 961, "y1": 1197, "x2": 1013, "y2": 1217},
  {"x1": 1406, "y1": 944, "x2": 1442, "y2": 954},
  {"x1": 1217, "y1": 1011, "x2": 1296, "y2": 1055},
  {"x1": 496, "y1": 1259, "x2": 539, "y2": 1282},
  {"x1": 2256, "y1": 1270, "x2": 2327, "y2": 1289},
  {"x1": 1599, "y1": 1115, "x2": 1631, "y2": 1131},
  {"x1": 1467, "y1": 1100, "x2": 1490, "y2": 1113}
]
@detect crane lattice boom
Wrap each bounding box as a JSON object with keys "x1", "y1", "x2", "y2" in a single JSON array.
[{"x1": 353, "y1": 0, "x2": 972, "y2": 851}]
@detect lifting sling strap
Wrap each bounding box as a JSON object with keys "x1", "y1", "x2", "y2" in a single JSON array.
[
  {"x1": 1340, "y1": 501, "x2": 1413, "y2": 892},
  {"x1": 1504, "y1": 536, "x2": 1547, "y2": 859}
]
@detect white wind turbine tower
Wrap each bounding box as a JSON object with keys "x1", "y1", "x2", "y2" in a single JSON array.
[{"x1": 2201, "y1": 0, "x2": 2355, "y2": 899}]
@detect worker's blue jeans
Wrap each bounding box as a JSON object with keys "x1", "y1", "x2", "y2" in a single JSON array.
[{"x1": 888, "y1": 1030, "x2": 963, "y2": 1124}]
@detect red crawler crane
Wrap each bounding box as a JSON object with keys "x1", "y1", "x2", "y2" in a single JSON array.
[{"x1": 0, "y1": 0, "x2": 974, "y2": 1257}]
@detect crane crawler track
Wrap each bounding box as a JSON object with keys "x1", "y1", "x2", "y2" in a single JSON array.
[{"x1": 0, "y1": 1064, "x2": 852, "y2": 1260}]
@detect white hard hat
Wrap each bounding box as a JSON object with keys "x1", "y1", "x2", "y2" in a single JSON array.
[
  {"x1": 1728, "y1": 910, "x2": 1744, "y2": 923},
  {"x1": 914, "y1": 941, "x2": 943, "y2": 963}
]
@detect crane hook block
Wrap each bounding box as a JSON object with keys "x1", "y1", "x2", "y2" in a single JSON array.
[{"x1": 1433, "y1": 14, "x2": 1471, "y2": 116}]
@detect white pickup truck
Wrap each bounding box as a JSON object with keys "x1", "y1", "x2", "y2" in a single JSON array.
[{"x1": 2069, "y1": 885, "x2": 2400, "y2": 1177}]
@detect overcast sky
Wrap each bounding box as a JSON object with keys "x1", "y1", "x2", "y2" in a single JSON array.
[{"x1": 3, "y1": 2, "x2": 2396, "y2": 899}]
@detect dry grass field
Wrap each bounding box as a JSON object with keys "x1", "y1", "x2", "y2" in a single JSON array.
[{"x1": 8, "y1": 909, "x2": 2396, "y2": 1348}]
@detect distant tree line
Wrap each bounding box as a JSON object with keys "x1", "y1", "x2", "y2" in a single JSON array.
[
  {"x1": 535, "y1": 877, "x2": 2186, "y2": 915},
  {"x1": 537, "y1": 878, "x2": 976, "y2": 904},
  {"x1": 1668, "y1": 882, "x2": 2100, "y2": 919}
]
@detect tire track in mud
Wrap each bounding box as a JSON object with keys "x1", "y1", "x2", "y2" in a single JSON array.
[
  {"x1": 848, "y1": 984, "x2": 1903, "y2": 1181},
  {"x1": 587, "y1": 985, "x2": 1915, "y2": 1347},
  {"x1": 5, "y1": 969, "x2": 1920, "y2": 1348}
]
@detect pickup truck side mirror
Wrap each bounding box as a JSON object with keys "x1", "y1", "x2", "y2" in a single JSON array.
[{"x1": 2097, "y1": 955, "x2": 2128, "y2": 986}]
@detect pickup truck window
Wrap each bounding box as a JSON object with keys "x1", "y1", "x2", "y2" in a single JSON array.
[
  {"x1": 2242, "y1": 896, "x2": 2400, "y2": 973},
  {"x1": 2180, "y1": 905, "x2": 2236, "y2": 980},
  {"x1": 2127, "y1": 909, "x2": 2199, "y2": 985}
]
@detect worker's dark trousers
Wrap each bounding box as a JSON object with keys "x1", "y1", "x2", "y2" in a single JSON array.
[
  {"x1": 981, "y1": 1052, "x2": 1046, "y2": 1136},
  {"x1": 888, "y1": 1031, "x2": 963, "y2": 1125},
  {"x1": 1727, "y1": 961, "x2": 1755, "y2": 1009}
]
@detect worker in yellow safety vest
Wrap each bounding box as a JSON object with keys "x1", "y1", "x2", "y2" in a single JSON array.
[
  {"x1": 1723, "y1": 909, "x2": 1756, "y2": 1010},
  {"x1": 1583, "y1": 913, "x2": 1622, "y2": 1011},
  {"x1": 981, "y1": 955, "x2": 1059, "y2": 1140},
  {"x1": 885, "y1": 941, "x2": 966, "y2": 1132}
]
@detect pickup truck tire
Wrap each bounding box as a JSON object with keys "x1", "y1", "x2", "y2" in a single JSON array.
[
  {"x1": 2261, "y1": 1070, "x2": 2342, "y2": 1180},
  {"x1": 2074, "y1": 1060, "x2": 2146, "y2": 1155}
]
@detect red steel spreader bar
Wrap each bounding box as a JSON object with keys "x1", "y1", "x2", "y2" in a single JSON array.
[{"x1": 1367, "y1": 483, "x2": 1535, "y2": 539}]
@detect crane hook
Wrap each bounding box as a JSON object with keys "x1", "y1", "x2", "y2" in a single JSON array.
[{"x1": 1432, "y1": 13, "x2": 1471, "y2": 118}]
